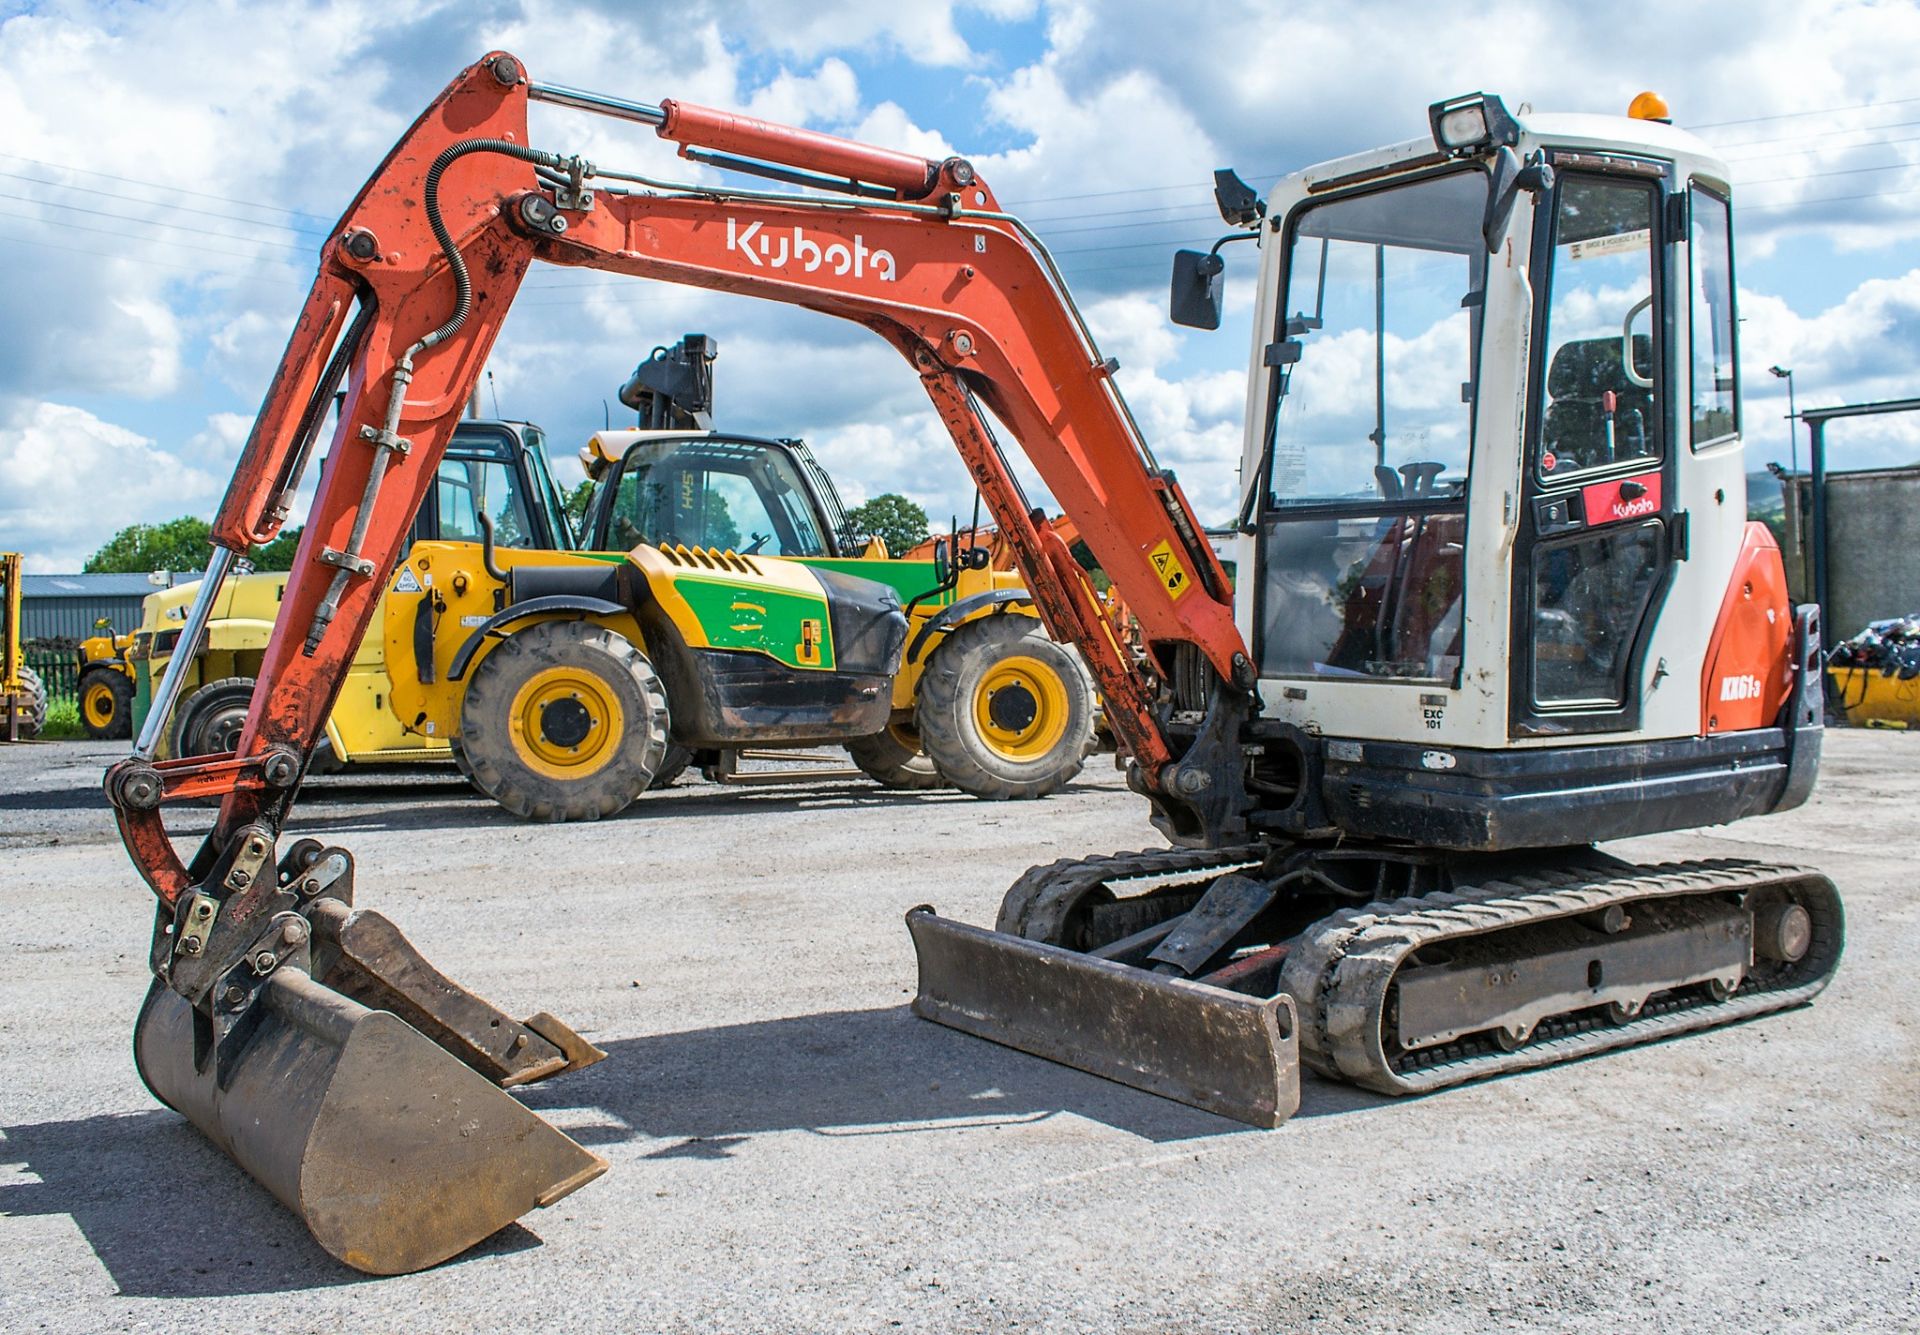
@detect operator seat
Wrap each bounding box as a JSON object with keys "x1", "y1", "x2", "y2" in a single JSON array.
[{"x1": 1542, "y1": 335, "x2": 1654, "y2": 476}]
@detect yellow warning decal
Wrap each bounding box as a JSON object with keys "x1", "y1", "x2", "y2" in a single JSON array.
[{"x1": 1147, "y1": 540, "x2": 1193, "y2": 599}]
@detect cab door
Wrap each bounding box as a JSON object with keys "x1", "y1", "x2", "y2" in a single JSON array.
[{"x1": 1510, "y1": 165, "x2": 1680, "y2": 738}]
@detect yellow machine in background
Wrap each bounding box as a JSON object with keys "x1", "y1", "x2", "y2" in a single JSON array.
[
  {"x1": 75, "y1": 619, "x2": 138, "y2": 739},
  {"x1": 135, "y1": 425, "x2": 1099, "y2": 816},
  {"x1": 138, "y1": 339, "x2": 1101, "y2": 817},
  {"x1": 1, "y1": 552, "x2": 46, "y2": 741},
  {"x1": 383, "y1": 425, "x2": 1098, "y2": 818},
  {"x1": 131, "y1": 419, "x2": 574, "y2": 766}
]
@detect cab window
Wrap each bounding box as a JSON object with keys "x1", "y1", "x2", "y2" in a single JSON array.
[
  {"x1": 1536, "y1": 175, "x2": 1661, "y2": 480},
  {"x1": 1688, "y1": 185, "x2": 1738, "y2": 447},
  {"x1": 519, "y1": 425, "x2": 576, "y2": 548},
  {"x1": 605, "y1": 441, "x2": 828, "y2": 557},
  {"x1": 1254, "y1": 168, "x2": 1485, "y2": 685},
  {"x1": 435, "y1": 456, "x2": 537, "y2": 547}
]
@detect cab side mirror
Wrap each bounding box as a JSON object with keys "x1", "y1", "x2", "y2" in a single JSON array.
[
  {"x1": 1483, "y1": 145, "x2": 1555, "y2": 253},
  {"x1": 1170, "y1": 249, "x2": 1226, "y2": 330}
]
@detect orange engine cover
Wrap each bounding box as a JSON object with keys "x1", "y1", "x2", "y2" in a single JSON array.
[{"x1": 1700, "y1": 522, "x2": 1794, "y2": 734}]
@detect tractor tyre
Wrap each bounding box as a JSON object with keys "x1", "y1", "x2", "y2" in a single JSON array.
[
  {"x1": 79, "y1": 667, "x2": 135, "y2": 740},
  {"x1": 650, "y1": 744, "x2": 694, "y2": 790},
  {"x1": 448, "y1": 736, "x2": 479, "y2": 789},
  {"x1": 459, "y1": 620, "x2": 670, "y2": 822},
  {"x1": 915, "y1": 614, "x2": 1095, "y2": 800},
  {"x1": 170, "y1": 676, "x2": 256, "y2": 759},
  {"x1": 847, "y1": 722, "x2": 946, "y2": 791},
  {"x1": 10, "y1": 665, "x2": 47, "y2": 740},
  {"x1": 307, "y1": 736, "x2": 346, "y2": 776}
]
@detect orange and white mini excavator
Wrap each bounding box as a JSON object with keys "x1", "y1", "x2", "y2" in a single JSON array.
[{"x1": 106, "y1": 59, "x2": 1839, "y2": 1273}]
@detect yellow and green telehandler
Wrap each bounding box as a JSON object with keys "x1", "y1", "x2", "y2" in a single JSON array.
[{"x1": 136, "y1": 338, "x2": 1099, "y2": 817}]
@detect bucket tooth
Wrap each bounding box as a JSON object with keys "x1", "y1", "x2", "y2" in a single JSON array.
[
  {"x1": 135, "y1": 971, "x2": 607, "y2": 1275},
  {"x1": 906, "y1": 907, "x2": 1299, "y2": 1128}
]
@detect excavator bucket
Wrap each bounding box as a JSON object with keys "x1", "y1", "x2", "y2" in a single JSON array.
[
  {"x1": 906, "y1": 908, "x2": 1300, "y2": 1127},
  {"x1": 133, "y1": 918, "x2": 607, "y2": 1275}
]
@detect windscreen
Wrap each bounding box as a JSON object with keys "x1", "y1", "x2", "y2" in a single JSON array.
[
  {"x1": 604, "y1": 439, "x2": 829, "y2": 557},
  {"x1": 1264, "y1": 169, "x2": 1488, "y2": 510}
]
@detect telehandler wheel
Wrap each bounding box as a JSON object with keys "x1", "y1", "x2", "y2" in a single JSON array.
[
  {"x1": 847, "y1": 721, "x2": 947, "y2": 790},
  {"x1": 916, "y1": 614, "x2": 1095, "y2": 800},
  {"x1": 650, "y1": 744, "x2": 694, "y2": 790},
  {"x1": 79, "y1": 667, "x2": 135, "y2": 740},
  {"x1": 459, "y1": 620, "x2": 670, "y2": 822},
  {"x1": 448, "y1": 736, "x2": 479, "y2": 789},
  {"x1": 171, "y1": 676, "x2": 256, "y2": 759},
  {"x1": 9, "y1": 664, "x2": 47, "y2": 739}
]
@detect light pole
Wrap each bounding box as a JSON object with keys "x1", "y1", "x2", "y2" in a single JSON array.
[{"x1": 1769, "y1": 365, "x2": 1797, "y2": 475}]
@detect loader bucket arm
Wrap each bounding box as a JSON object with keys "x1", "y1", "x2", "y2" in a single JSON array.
[{"x1": 104, "y1": 51, "x2": 1257, "y2": 1273}]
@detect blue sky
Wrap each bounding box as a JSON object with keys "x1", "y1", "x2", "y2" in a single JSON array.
[{"x1": 1, "y1": 0, "x2": 1916, "y2": 569}]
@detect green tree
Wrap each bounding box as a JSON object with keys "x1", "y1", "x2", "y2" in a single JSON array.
[
  {"x1": 85, "y1": 516, "x2": 311, "y2": 574},
  {"x1": 697, "y1": 492, "x2": 742, "y2": 550},
  {"x1": 84, "y1": 517, "x2": 214, "y2": 573},
  {"x1": 249, "y1": 526, "x2": 303, "y2": 571},
  {"x1": 563, "y1": 479, "x2": 596, "y2": 532},
  {"x1": 844, "y1": 493, "x2": 929, "y2": 557}
]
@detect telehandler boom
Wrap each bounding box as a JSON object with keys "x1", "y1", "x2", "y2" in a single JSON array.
[{"x1": 106, "y1": 55, "x2": 1840, "y2": 1273}]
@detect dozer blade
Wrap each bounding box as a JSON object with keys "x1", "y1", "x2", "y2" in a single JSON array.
[
  {"x1": 134, "y1": 970, "x2": 607, "y2": 1275},
  {"x1": 906, "y1": 907, "x2": 1299, "y2": 1128}
]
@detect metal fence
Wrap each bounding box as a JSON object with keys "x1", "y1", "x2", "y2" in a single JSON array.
[{"x1": 23, "y1": 639, "x2": 80, "y2": 706}]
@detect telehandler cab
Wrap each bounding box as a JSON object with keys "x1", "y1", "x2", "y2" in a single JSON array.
[{"x1": 104, "y1": 58, "x2": 1839, "y2": 1273}]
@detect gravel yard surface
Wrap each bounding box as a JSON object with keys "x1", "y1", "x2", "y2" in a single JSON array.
[{"x1": 2, "y1": 734, "x2": 1914, "y2": 1333}]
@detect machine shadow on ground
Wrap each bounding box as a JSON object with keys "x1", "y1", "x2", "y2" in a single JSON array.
[
  {"x1": 0, "y1": 1109, "x2": 540, "y2": 1297},
  {"x1": 298, "y1": 775, "x2": 1054, "y2": 835},
  {"x1": 0, "y1": 1017, "x2": 1383, "y2": 1301},
  {"x1": 0, "y1": 762, "x2": 1100, "y2": 840},
  {"x1": 516, "y1": 1003, "x2": 1395, "y2": 1158}
]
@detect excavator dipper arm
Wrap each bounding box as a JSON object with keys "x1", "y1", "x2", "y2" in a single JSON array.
[{"x1": 103, "y1": 52, "x2": 1254, "y2": 1274}]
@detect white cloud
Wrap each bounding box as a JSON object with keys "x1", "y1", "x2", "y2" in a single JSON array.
[
  {"x1": 4, "y1": 0, "x2": 1917, "y2": 572},
  {"x1": 1739, "y1": 268, "x2": 1920, "y2": 469},
  {"x1": 721, "y1": 0, "x2": 1018, "y2": 67},
  {"x1": 0, "y1": 400, "x2": 223, "y2": 570},
  {"x1": 183, "y1": 411, "x2": 254, "y2": 468}
]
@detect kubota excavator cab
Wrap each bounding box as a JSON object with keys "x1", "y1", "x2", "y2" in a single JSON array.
[{"x1": 1213, "y1": 95, "x2": 1818, "y2": 838}]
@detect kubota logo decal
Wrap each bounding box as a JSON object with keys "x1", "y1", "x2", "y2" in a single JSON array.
[
  {"x1": 726, "y1": 220, "x2": 896, "y2": 281},
  {"x1": 1719, "y1": 674, "x2": 1764, "y2": 702},
  {"x1": 1608, "y1": 494, "x2": 1659, "y2": 520}
]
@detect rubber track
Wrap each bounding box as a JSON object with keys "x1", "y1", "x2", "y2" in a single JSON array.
[
  {"x1": 997, "y1": 845, "x2": 1266, "y2": 942},
  {"x1": 1280, "y1": 858, "x2": 1845, "y2": 1095}
]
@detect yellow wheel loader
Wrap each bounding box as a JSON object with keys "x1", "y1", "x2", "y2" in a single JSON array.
[
  {"x1": 138, "y1": 338, "x2": 1099, "y2": 817},
  {"x1": 75, "y1": 618, "x2": 138, "y2": 739}
]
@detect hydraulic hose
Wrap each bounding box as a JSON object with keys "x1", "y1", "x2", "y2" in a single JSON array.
[{"x1": 303, "y1": 138, "x2": 579, "y2": 655}]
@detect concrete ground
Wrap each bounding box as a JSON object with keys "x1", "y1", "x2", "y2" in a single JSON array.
[{"x1": 1, "y1": 734, "x2": 1915, "y2": 1334}]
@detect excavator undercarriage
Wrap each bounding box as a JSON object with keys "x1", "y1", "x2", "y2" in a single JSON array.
[
  {"x1": 102, "y1": 53, "x2": 1845, "y2": 1273},
  {"x1": 911, "y1": 843, "x2": 1842, "y2": 1125}
]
